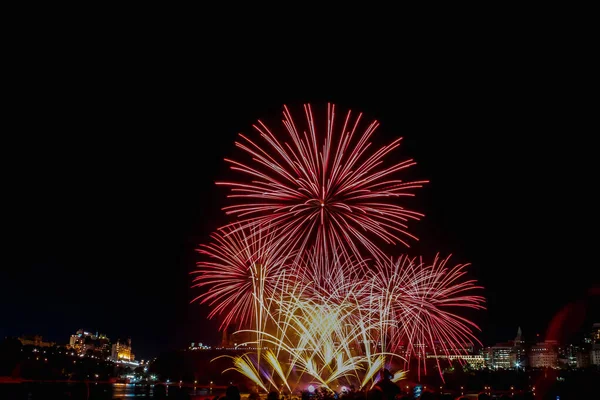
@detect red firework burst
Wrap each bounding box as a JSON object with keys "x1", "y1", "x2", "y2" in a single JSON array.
[
  {"x1": 191, "y1": 224, "x2": 295, "y2": 330},
  {"x1": 217, "y1": 103, "x2": 428, "y2": 260},
  {"x1": 369, "y1": 254, "x2": 485, "y2": 380}
]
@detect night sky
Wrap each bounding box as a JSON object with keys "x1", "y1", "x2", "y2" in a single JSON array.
[{"x1": 3, "y1": 42, "x2": 598, "y2": 360}]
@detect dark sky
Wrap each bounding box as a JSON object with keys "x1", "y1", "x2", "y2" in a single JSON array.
[{"x1": 2, "y1": 36, "x2": 598, "y2": 360}]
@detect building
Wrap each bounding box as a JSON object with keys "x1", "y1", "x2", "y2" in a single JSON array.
[
  {"x1": 483, "y1": 327, "x2": 528, "y2": 370},
  {"x1": 510, "y1": 327, "x2": 527, "y2": 368},
  {"x1": 592, "y1": 323, "x2": 600, "y2": 342},
  {"x1": 484, "y1": 344, "x2": 512, "y2": 369},
  {"x1": 427, "y1": 354, "x2": 485, "y2": 369},
  {"x1": 220, "y1": 328, "x2": 252, "y2": 349},
  {"x1": 529, "y1": 340, "x2": 558, "y2": 368},
  {"x1": 591, "y1": 344, "x2": 600, "y2": 366},
  {"x1": 576, "y1": 349, "x2": 591, "y2": 368},
  {"x1": 111, "y1": 338, "x2": 134, "y2": 361},
  {"x1": 18, "y1": 335, "x2": 55, "y2": 348},
  {"x1": 559, "y1": 344, "x2": 580, "y2": 368},
  {"x1": 433, "y1": 341, "x2": 474, "y2": 354},
  {"x1": 189, "y1": 342, "x2": 212, "y2": 350},
  {"x1": 69, "y1": 329, "x2": 110, "y2": 356}
]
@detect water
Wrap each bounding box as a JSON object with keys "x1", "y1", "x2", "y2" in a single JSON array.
[{"x1": 0, "y1": 382, "x2": 224, "y2": 399}]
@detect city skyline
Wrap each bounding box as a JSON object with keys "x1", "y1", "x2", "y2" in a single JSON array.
[
  {"x1": 3, "y1": 64, "x2": 599, "y2": 360},
  {"x1": 8, "y1": 322, "x2": 600, "y2": 362}
]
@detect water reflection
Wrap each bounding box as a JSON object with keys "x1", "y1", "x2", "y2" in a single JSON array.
[
  {"x1": 0, "y1": 382, "x2": 224, "y2": 399},
  {"x1": 113, "y1": 383, "x2": 221, "y2": 398}
]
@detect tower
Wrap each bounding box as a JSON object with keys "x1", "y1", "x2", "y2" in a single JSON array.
[
  {"x1": 511, "y1": 326, "x2": 526, "y2": 368},
  {"x1": 221, "y1": 329, "x2": 228, "y2": 347},
  {"x1": 515, "y1": 326, "x2": 523, "y2": 344}
]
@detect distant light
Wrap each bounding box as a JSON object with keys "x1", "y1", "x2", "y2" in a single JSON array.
[
  {"x1": 341, "y1": 386, "x2": 347, "y2": 393},
  {"x1": 308, "y1": 385, "x2": 315, "y2": 393}
]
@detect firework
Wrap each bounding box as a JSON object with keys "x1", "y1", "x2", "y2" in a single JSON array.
[
  {"x1": 191, "y1": 223, "x2": 295, "y2": 330},
  {"x1": 194, "y1": 104, "x2": 485, "y2": 391},
  {"x1": 366, "y1": 255, "x2": 485, "y2": 379},
  {"x1": 218, "y1": 103, "x2": 427, "y2": 261},
  {"x1": 216, "y1": 254, "x2": 483, "y2": 391},
  {"x1": 228, "y1": 282, "x2": 407, "y2": 393}
]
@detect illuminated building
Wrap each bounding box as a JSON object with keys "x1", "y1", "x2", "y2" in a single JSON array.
[
  {"x1": 18, "y1": 335, "x2": 55, "y2": 348},
  {"x1": 111, "y1": 338, "x2": 134, "y2": 361},
  {"x1": 576, "y1": 349, "x2": 590, "y2": 368},
  {"x1": 69, "y1": 332, "x2": 83, "y2": 352},
  {"x1": 484, "y1": 344, "x2": 512, "y2": 369},
  {"x1": 433, "y1": 341, "x2": 474, "y2": 354},
  {"x1": 427, "y1": 354, "x2": 485, "y2": 369},
  {"x1": 591, "y1": 344, "x2": 600, "y2": 366},
  {"x1": 483, "y1": 327, "x2": 528, "y2": 370},
  {"x1": 69, "y1": 329, "x2": 110, "y2": 356},
  {"x1": 529, "y1": 340, "x2": 558, "y2": 368},
  {"x1": 189, "y1": 342, "x2": 212, "y2": 350},
  {"x1": 559, "y1": 344, "x2": 580, "y2": 367},
  {"x1": 510, "y1": 327, "x2": 527, "y2": 368},
  {"x1": 592, "y1": 323, "x2": 600, "y2": 342}
]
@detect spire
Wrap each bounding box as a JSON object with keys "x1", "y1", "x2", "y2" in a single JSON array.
[{"x1": 221, "y1": 329, "x2": 228, "y2": 347}]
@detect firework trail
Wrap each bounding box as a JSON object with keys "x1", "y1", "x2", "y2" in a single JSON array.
[
  {"x1": 229, "y1": 282, "x2": 406, "y2": 393},
  {"x1": 218, "y1": 103, "x2": 427, "y2": 261},
  {"x1": 191, "y1": 223, "x2": 295, "y2": 331},
  {"x1": 366, "y1": 255, "x2": 485, "y2": 380}
]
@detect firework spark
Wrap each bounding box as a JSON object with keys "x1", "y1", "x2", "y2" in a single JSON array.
[
  {"x1": 366, "y1": 255, "x2": 485, "y2": 379},
  {"x1": 218, "y1": 103, "x2": 427, "y2": 261},
  {"x1": 228, "y1": 283, "x2": 407, "y2": 393},
  {"x1": 215, "y1": 254, "x2": 483, "y2": 391},
  {"x1": 191, "y1": 223, "x2": 295, "y2": 330}
]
